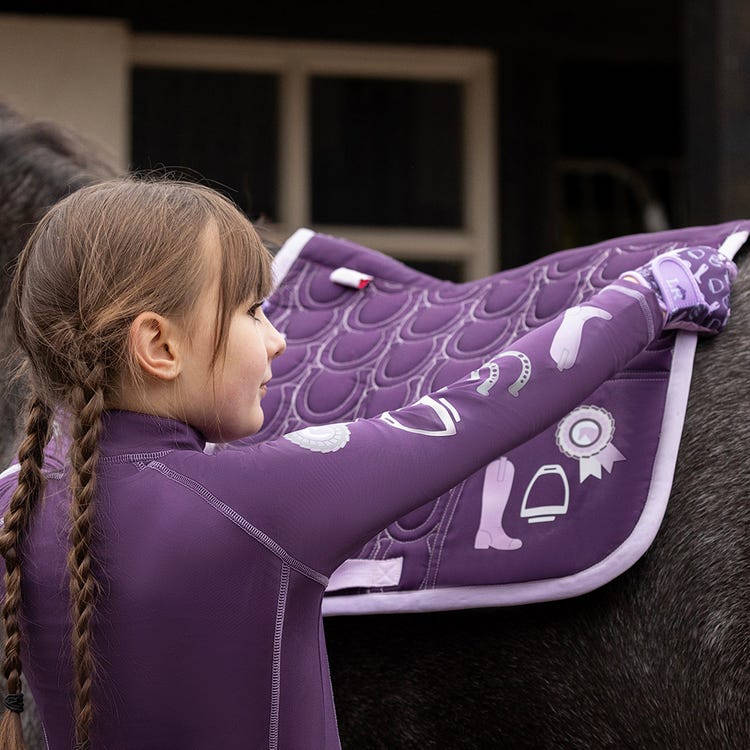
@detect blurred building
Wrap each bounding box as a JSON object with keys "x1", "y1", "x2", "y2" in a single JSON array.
[{"x1": 0, "y1": 0, "x2": 747, "y2": 279}]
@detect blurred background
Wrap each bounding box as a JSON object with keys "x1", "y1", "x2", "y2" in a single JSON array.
[{"x1": 0, "y1": 0, "x2": 747, "y2": 281}]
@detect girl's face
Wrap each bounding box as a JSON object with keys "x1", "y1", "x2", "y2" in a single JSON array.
[{"x1": 177, "y1": 227, "x2": 286, "y2": 442}]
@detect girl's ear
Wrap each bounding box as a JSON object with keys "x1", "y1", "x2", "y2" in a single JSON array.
[{"x1": 129, "y1": 312, "x2": 183, "y2": 381}]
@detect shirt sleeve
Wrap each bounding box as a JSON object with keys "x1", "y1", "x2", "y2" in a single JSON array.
[{"x1": 222, "y1": 281, "x2": 664, "y2": 576}]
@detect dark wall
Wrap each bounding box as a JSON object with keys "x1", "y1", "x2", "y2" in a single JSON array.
[
  {"x1": 0, "y1": 1, "x2": 682, "y2": 46},
  {"x1": 0, "y1": 1, "x2": 687, "y2": 266}
]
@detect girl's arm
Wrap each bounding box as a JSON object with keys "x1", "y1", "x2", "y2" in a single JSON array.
[{"x1": 226, "y1": 280, "x2": 664, "y2": 576}]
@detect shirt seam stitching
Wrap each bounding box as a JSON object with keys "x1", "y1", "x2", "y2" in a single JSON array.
[
  {"x1": 100, "y1": 450, "x2": 174, "y2": 464},
  {"x1": 146, "y1": 461, "x2": 328, "y2": 586},
  {"x1": 269, "y1": 562, "x2": 289, "y2": 750}
]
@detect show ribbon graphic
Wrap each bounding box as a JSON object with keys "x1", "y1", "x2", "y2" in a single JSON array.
[{"x1": 555, "y1": 405, "x2": 626, "y2": 482}]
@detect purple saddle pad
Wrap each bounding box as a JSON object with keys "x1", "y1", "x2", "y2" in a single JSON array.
[{"x1": 246, "y1": 221, "x2": 750, "y2": 615}]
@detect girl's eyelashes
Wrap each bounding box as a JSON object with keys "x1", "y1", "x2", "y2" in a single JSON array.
[{"x1": 248, "y1": 302, "x2": 264, "y2": 320}]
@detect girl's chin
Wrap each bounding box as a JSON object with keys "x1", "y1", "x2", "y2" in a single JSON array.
[{"x1": 204, "y1": 413, "x2": 265, "y2": 444}]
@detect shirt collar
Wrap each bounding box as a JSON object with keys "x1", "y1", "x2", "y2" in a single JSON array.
[{"x1": 98, "y1": 409, "x2": 207, "y2": 456}]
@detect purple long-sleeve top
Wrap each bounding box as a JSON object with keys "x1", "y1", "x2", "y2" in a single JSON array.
[{"x1": 0, "y1": 281, "x2": 662, "y2": 749}]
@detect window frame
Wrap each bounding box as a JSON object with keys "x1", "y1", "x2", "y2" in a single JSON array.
[{"x1": 131, "y1": 34, "x2": 498, "y2": 278}]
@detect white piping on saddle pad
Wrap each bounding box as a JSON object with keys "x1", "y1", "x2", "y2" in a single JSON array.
[
  {"x1": 326, "y1": 557, "x2": 404, "y2": 592},
  {"x1": 719, "y1": 229, "x2": 749, "y2": 259},
  {"x1": 272, "y1": 227, "x2": 314, "y2": 286}
]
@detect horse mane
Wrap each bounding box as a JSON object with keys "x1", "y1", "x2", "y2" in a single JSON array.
[{"x1": 0, "y1": 102, "x2": 122, "y2": 469}]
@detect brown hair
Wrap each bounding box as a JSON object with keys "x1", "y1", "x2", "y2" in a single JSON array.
[{"x1": 0, "y1": 176, "x2": 274, "y2": 748}]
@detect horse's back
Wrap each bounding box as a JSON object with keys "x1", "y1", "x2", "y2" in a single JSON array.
[{"x1": 326, "y1": 258, "x2": 750, "y2": 750}]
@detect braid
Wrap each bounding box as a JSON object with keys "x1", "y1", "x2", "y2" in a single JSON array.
[
  {"x1": 0, "y1": 395, "x2": 52, "y2": 749},
  {"x1": 67, "y1": 361, "x2": 105, "y2": 750}
]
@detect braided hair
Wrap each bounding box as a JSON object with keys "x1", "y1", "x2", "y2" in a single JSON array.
[{"x1": 0, "y1": 394, "x2": 51, "y2": 749}]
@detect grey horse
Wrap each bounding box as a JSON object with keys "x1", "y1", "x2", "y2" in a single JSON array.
[{"x1": 1, "y1": 102, "x2": 747, "y2": 749}]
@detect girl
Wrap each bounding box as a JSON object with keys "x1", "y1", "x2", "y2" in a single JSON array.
[{"x1": 0, "y1": 177, "x2": 736, "y2": 749}]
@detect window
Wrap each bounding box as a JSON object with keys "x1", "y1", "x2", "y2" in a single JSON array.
[
  {"x1": 131, "y1": 67, "x2": 278, "y2": 220},
  {"x1": 131, "y1": 35, "x2": 497, "y2": 280}
]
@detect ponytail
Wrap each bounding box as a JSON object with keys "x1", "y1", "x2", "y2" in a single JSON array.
[
  {"x1": 67, "y1": 361, "x2": 105, "y2": 750},
  {"x1": 0, "y1": 394, "x2": 52, "y2": 750}
]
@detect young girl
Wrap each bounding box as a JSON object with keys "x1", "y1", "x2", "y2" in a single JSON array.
[{"x1": 0, "y1": 177, "x2": 736, "y2": 749}]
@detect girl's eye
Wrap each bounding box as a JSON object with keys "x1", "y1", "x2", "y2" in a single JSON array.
[{"x1": 248, "y1": 302, "x2": 264, "y2": 320}]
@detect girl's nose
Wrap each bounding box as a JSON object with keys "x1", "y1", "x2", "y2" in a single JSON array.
[{"x1": 267, "y1": 322, "x2": 286, "y2": 359}]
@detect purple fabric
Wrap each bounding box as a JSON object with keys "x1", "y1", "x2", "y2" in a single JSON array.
[
  {"x1": 0, "y1": 221, "x2": 746, "y2": 747},
  {"x1": 240, "y1": 221, "x2": 750, "y2": 615},
  {"x1": 0, "y1": 278, "x2": 663, "y2": 748}
]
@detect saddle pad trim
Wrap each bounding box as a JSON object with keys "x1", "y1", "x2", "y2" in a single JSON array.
[
  {"x1": 326, "y1": 557, "x2": 405, "y2": 592},
  {"x1": 719, "y1": 229, "x2": 750, "y2": 259}
]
